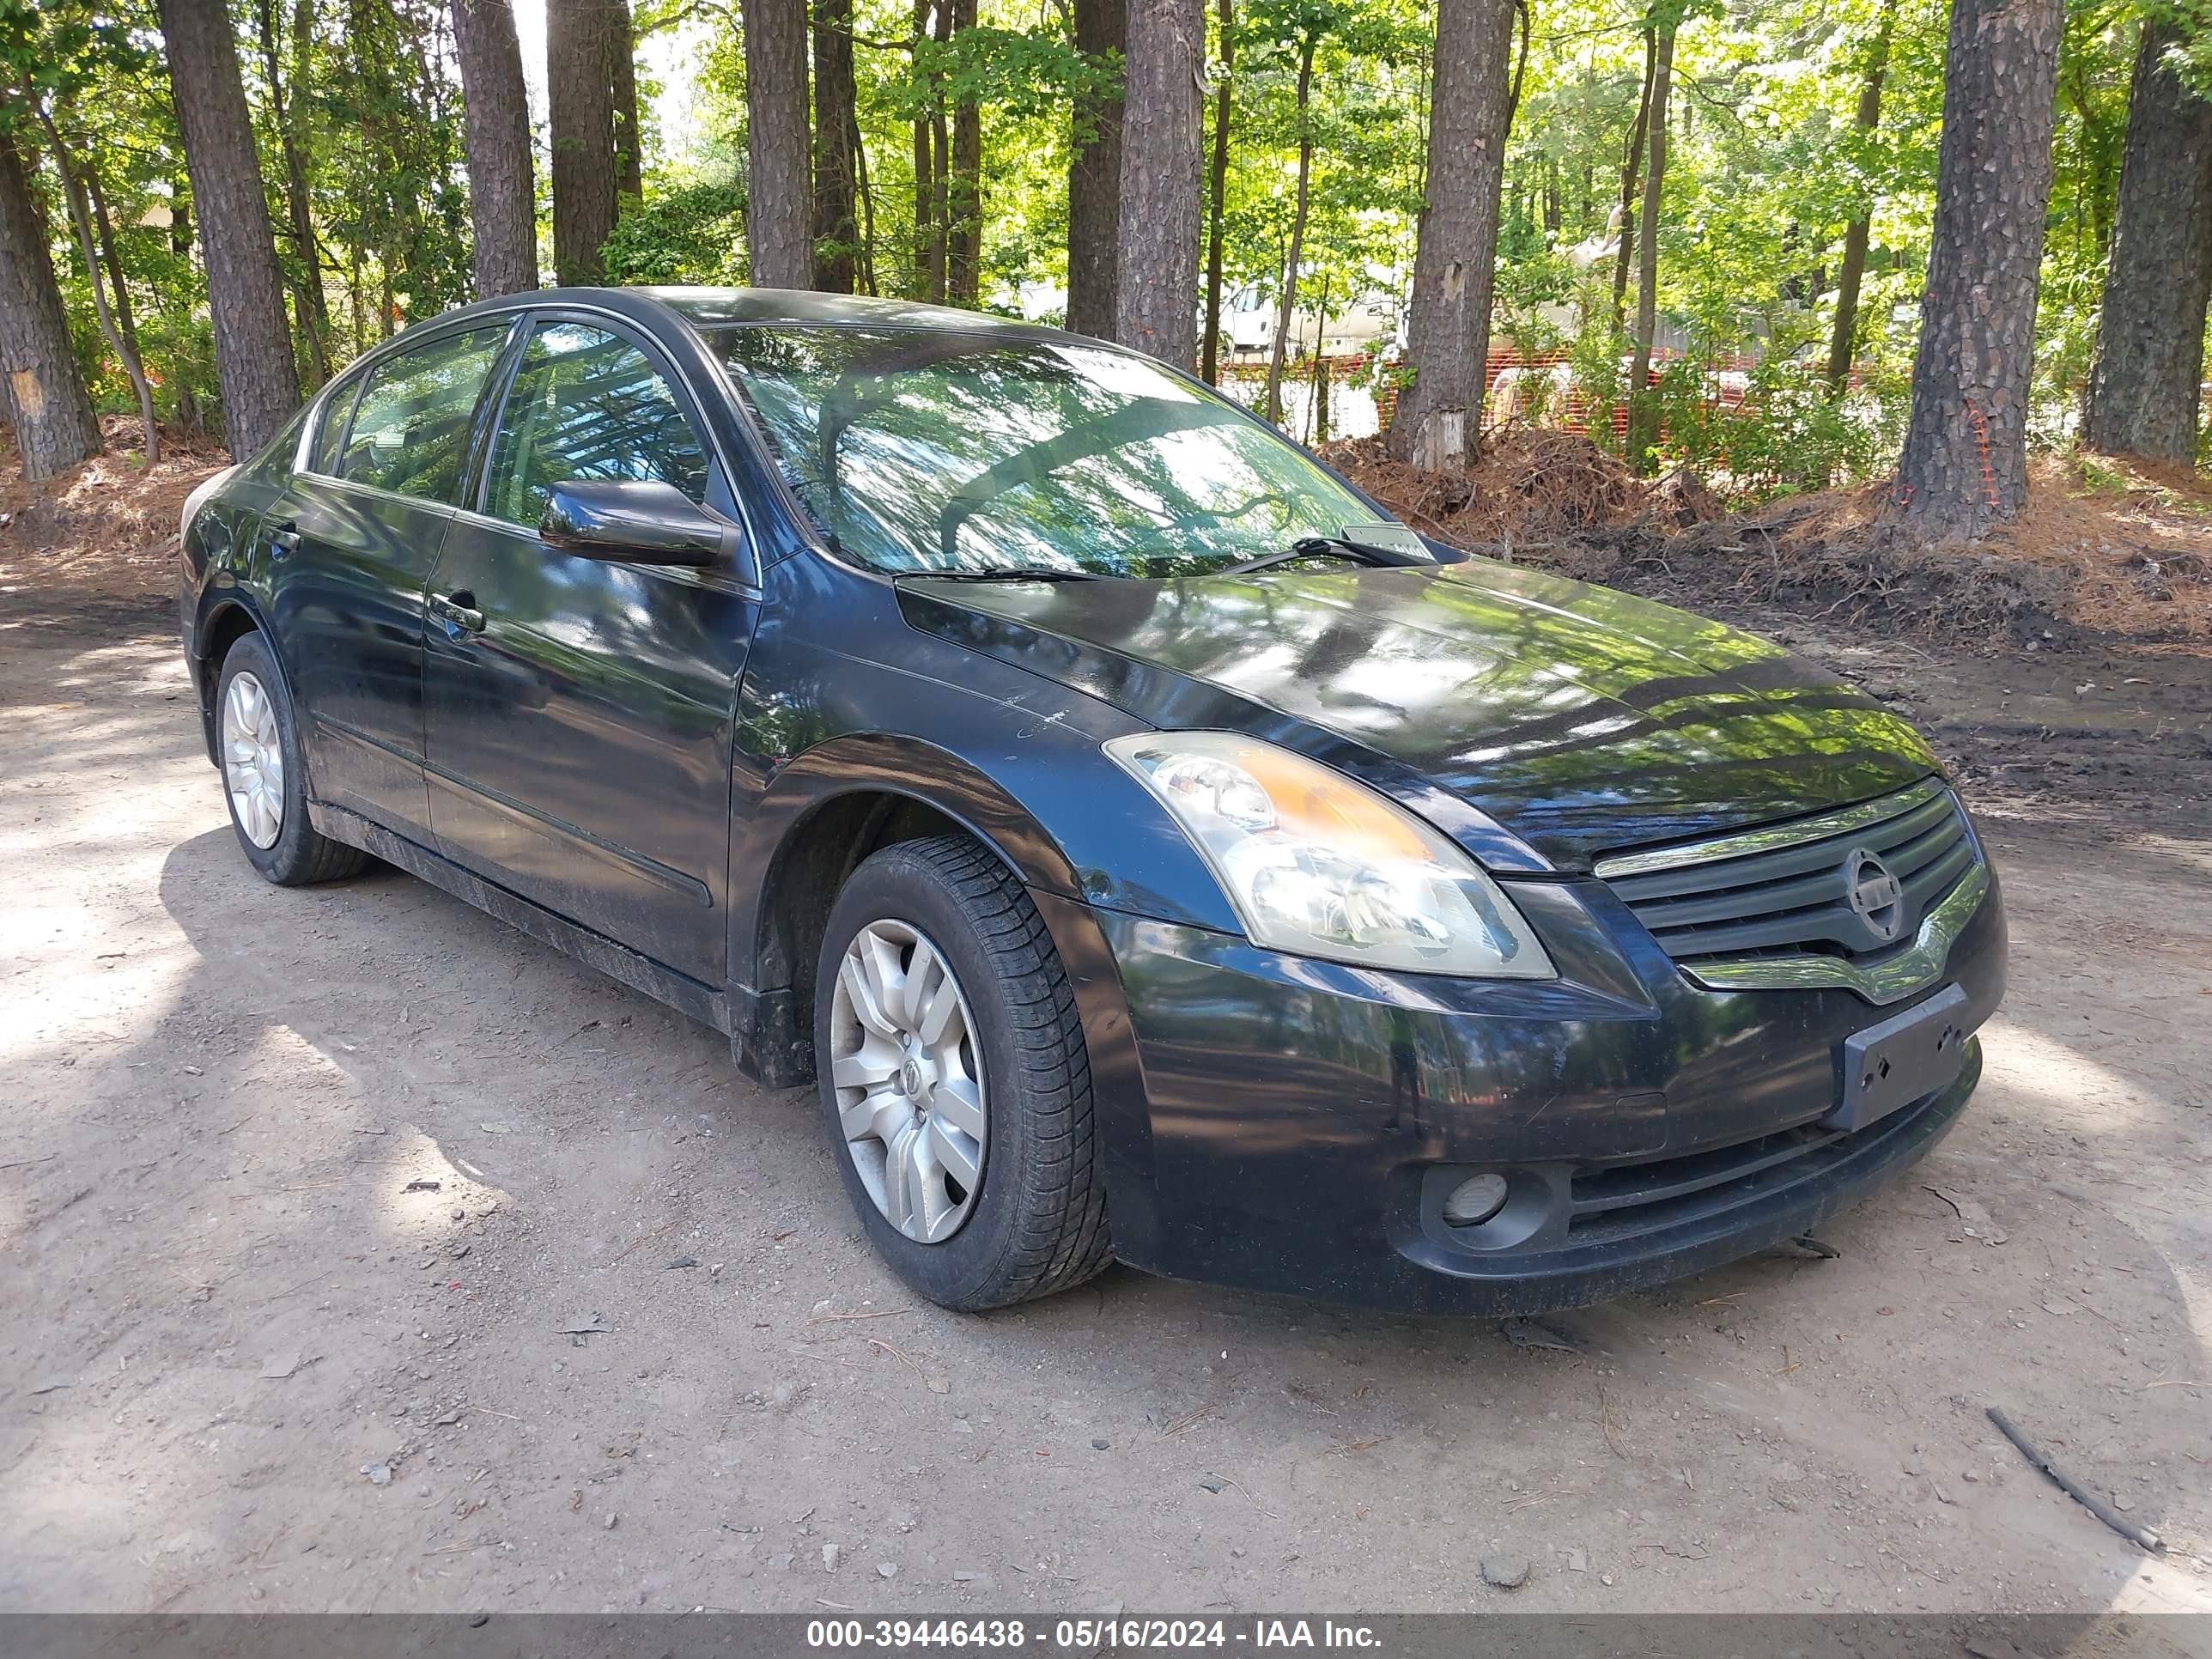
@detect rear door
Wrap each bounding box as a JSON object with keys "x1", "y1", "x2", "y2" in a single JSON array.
[
  {"x1": 264, "y1": 321, "x2": 515, "y2": 837},
  {"x1": 422, "y1": 313, "x2": 761, "y2": 987}
]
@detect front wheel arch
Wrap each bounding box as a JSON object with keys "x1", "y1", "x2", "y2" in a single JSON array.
[{"x1": 734, "y1": 752, "x2": 1072, "y2": 1086}]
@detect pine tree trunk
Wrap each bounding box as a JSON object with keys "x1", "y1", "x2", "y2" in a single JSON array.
[
  {"x1": 1624, "y1": 24, "x2": 1673, "y2": 474},
  {"x1": 742, "y1": 0, "x2": 813, "y2": 289},
  {"x1": 1825, "y1": 9, "x2": 1891, "y2": 391},
  {"x1": 157, "y1": 0, "x2": 301, "y2": 458},
  {"x1": 1066, "y1": 0, "x2": 1126, "y2": 338},
  {"x1": 2081, "y1": 20, "x2": 2212, "y2": 465},
  {"x1": 812, "y1": 0, "x2": 860, "y2": 292},
  {"x1": 1262, "y1": 36, "x2": 1316, "y2": 428},
  {"x1": 1386, "y1": 0, "x2": 1516, "y2": 468},
  {"x1": 1115, "y1": 0, "x2": 1205, "y2": 369},
  {"x1": 946, "y1": 0, "x2": 981, "y2": 307},
  {"x1": 549, "y1": 0, "x2": 618, "y2": 284},
  {"x1": 0, "y1": 138, "x2": 100, "y2": 481},
  {"x1": 611, "y1": 1, "x2": 644, "y2": 201},
  {"x1": 1895, "y1": 0, "x2": 2062, "y2": 532},
  {"x1": 452, "y1": 0, "x2": 539, "y2": 295},
  {"x1": 1199, "y1": 0, "x2": 1232, "y2": 381}
]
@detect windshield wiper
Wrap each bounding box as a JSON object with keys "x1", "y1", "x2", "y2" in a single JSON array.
[
  {"x1": 895, "y1": 567, "x2": 1103, "y2": 584},
  {"x1": 1215, "y1": 532, "x2": 1432, "y2": 579}
]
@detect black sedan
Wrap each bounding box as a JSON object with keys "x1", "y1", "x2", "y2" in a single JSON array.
[{"x1": 179, "y1": 288, "x2": 2005, "y2": 1315}]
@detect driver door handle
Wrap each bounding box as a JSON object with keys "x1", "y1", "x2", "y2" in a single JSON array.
[{"x1": 429, "y1": 590, "x2": 486, "y2": 636}]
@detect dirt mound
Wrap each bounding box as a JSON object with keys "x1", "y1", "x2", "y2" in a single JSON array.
[
  {"x1": 0, "y1": 417, "x2": 229, "y2": 623},
  {"x1": 1324, "y1": 434, "x2": 2212, "y2": 650},
  {"x1": 1328, "y1": 430, "x2": 1642, "y2": 544}
]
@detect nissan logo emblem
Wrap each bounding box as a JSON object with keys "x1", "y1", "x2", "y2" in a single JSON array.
[{"x1": 1844, "y1": 848, "x2": 1907, "y2": 944}]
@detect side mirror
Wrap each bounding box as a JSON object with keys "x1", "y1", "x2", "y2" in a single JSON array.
[{"x1": 539, "y1": 478, "x2": 740, "y2": 568}]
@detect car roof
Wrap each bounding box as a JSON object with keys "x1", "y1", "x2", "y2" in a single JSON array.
[
  {"x1": 641, "y1": 287, "x2": 1060, "y2": 335},
  {"x1": 411, "y1": 284, "x2": 1074, "y2": 343}
]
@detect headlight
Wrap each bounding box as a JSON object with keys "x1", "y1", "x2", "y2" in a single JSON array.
[{"x1": 1107, "y1": 731, "x2": 1554, "y2": 979}]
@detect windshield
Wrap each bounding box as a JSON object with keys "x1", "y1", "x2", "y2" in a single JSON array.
[{"x1": 709, "y1": 326, "x2": 1395, "y2": 579}]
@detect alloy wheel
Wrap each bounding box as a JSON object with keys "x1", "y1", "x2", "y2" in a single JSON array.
[
  {"x1": 828, "y1": 919, "x2": 988, "y2": 1243},
  {"x1": 222, "y1": 670, "x2": 285, "y2": 849}
]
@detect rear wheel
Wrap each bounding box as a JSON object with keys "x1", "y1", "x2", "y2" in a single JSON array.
[
  {"x1": 215, "y1": 632, "x2": 369, "y2": 886},
  {"x1": 813, "y1": 836, "x2": 1112, "y2": 1310}
]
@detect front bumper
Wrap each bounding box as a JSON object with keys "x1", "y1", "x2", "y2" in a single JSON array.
[{"x1": 1045, "y1": 866, "x2": 2006, "y2": 1316}]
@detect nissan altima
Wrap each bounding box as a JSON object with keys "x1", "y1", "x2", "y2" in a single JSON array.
[{"x1": 178, "y1": 288, "x2": 2006, "y2": 1314}]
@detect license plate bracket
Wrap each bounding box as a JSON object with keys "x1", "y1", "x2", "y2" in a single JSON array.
[{"x1": 1824, "y1": 983, "x2": 1971, "y2": 1133}]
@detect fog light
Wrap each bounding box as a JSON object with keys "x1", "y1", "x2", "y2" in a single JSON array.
[{"x1": 1442, "y1": 1171, "x2": 1510, "y2": 1227}]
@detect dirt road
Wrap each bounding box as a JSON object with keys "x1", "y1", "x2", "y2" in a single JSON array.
[{"x1": 3, "y1": 608, "x2": 2208, "y2": 1619}]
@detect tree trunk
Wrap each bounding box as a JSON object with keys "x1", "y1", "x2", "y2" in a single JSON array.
[
  {"x1": 913, "y1": 0, "x2": 939, "y2": 298},
  {"x1": 1610, "y1": 28, "x2": 1653, "y2": 329},
  {"x1": 928, "y1": 0, "x2": 953, "y2": 299},
  {"x1": 611, "y1": 0, "x2": 644, "y2": 200},
  {"x1": 852, "y1": 105, "x2": 878, "y2": 293},
  {"x1": 946, "y1": 0, "x2": 982, "y2": 306},
  {"x1": 0, "y1": 137, "x2": 100, "y2": 481},
  {"x1": 1386, "y1": 0, "x2": 1516, "y2": 468},
  {"x1": 33, "y1": 105, "x2": 159, "y2": 465},
  {"x1": 1826, "y1": 3, "x2": 1893, "y2": 392},
  {"x1": 86, "y1": 166, "x2": 143, "y2": 371},
  {"x1": 1306, "y1": 274, "x2": 1330, "y2": 442},
  {"x1": 1199, "y1": 0, "x2": 1232, "y2": 380},
  {"x1": 1262, "y1": 35, "x2": 1316, "y2": 428},
  {"x1": 812, "y1": 0, "x2": 860, "y2": 291},
  {"x1": 1624, "y1": 24, "x2": 1674, "y2": 474},
  {"x1": 452, "y1": 0, "x2": 539, "y2": 295},
  {"x1": 548, "y1": 0, "x2": 619, "y2": 283},
  {"x1": 158, "y1": 0, "x2": 302, "y2": 457},
  {"x1": 742, "y1": 0, "x2": 811, "y2": 288},
  {"x1": 2081, "y1": 19, "x2": 2212, "y2": 464},
  {"x1": 1115, "y1": 0, "x2": 1206, "y2": 368},
  {"x1": 1894, "y1": 0, "x2": 2063, "y2": 531},
  {"x1": 1066, "y1": 0, "x2": 1126, "y2": 338},
  {"x1": 252, "y1": 0, "x2": 331, "y2": 385}
]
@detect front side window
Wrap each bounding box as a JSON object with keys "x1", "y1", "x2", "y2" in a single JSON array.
[
  {"x1": 483, "y1": 322, "x2": 712, "y2": 531},
  {"x1": 309, "y1": 372, "x2": 366, "y2": 474},
  {"x1": 708, "y1": 326, "x2": 1382, "y2": 580},
  {"x1": 334, "y1": 325, "x2": 508, "y2": 501}
]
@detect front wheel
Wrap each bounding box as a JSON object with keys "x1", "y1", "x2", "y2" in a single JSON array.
[
  {"x1": 215, "y1": 632, "x2": 369, "y2": 886},
  {"x1": 813, "y1": 836, "x2": 1112, "y2": 1310}
]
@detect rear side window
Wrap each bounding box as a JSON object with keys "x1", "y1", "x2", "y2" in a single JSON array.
[
  {"x1": 335, "y1": 326, "x2": 508, "y2": 502},
  {"x1": 482, "y1": 322, "x2": 711, "y2": 531}
]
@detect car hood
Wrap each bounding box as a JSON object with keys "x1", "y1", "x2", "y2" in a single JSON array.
[{"x1": 897, "y1": 559, "x2": 1942, "y2": 872}]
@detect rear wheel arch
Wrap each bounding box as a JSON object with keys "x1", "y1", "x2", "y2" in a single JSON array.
[{"x1": 193, "y1": 601, "x2": 278, "y2": 764}]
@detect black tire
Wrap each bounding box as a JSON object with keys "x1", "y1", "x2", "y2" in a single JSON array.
[
  {"x1": 813, "y1": 835, "x2": 1113, "y2": 1310},
  {"x1": 214, "y1": 632, "x2": 370, "y2": 886}
]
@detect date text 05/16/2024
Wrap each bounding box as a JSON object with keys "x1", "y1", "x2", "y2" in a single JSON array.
[{"x1": 805, "y1": 1620, "x2": 1383, "y2": 1650}]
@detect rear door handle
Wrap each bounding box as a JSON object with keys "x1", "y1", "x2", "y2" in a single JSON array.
[
  {"x1": 267, "y1": 519, "x2": 300, "y2": 557},
  {"x1": 429, "y1": 590, "x2": 486, "y2": 636}
]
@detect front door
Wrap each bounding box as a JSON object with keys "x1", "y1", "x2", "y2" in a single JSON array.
[
  {"x1": 422, "y1": 317, "x2": 759, "y2": 988},
  {"x1": 268, "y1": 322, "x2": 514, "y2": 837}
]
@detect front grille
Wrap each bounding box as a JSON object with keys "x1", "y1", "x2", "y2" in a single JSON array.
[{"x1": 1595, "y1": 778, "x2": 1978, "y2": 964}]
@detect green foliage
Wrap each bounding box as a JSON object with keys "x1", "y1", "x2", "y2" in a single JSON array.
[
  {"x1": 600, "y1": 181, "x2": 751, "y2": 285},
  {"x1": 2, "y1": 0, "x2": 2183, "y2": 489},
  {"x1": 1641, "y1": 356, "x2": 1905, "y2": 501}
]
